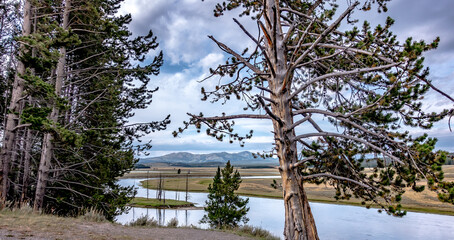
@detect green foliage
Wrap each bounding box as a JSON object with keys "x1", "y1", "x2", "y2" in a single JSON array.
[
  {"x1": 39, "y1": 0, "x2": 170, "y2": 220},
  {"x1": 190, "y1": 0, "x2": 454, "y2": 220},
  {"x1": 0, "y1": 0, "x2": 170, "y2": 221},
  {"x1": 21, "y1": 106, "x2": 51, "y2": 130},
  {"x1": 201, "y1": 161, "x2": 249, "y2": 229}
]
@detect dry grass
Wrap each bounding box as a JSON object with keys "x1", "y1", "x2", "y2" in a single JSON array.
[
  {"x1": 0, "y1": 209, "x2": 252, "y2": 240},
  {"x1": 128, "y1": 215, "x2": 159, "y2": 227}
]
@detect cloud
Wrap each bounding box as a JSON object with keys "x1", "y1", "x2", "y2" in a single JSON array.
[
  {"x1": 121, "y1": 0, "x2": 256, "y2": 65},
  {"x1": 198, "y1": 53, "x2": 225, "y2": 70},
  {"x1": 121, "y1": 0, "x2": 454, "y2": 157}
]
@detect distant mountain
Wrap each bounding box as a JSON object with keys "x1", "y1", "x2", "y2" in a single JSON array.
[{"x1": 138, "y1": 151, "x2": 278, "y2": 167}]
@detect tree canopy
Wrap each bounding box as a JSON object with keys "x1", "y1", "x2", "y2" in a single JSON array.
[
  {"x1": 177, "y1": 0, "x2": 454, "y2": 239},
  {"x1": 0, "y1": 0, "x2": 168, "y2": 220}
]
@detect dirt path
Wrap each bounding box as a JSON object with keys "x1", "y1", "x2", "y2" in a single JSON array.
[{"x1": 0, "y1": 212, "x2": 253, "y2": 240}]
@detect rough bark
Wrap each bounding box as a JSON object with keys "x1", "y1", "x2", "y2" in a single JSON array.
[
  {"x1": 34, "y1": 0, "x2": 71, "y2": 211},
  {"x1": 272, "y1": 60, "x2": 319, "y2": 240},
  {"x1": 0, "y1": 0, "x2": 31, "y2": 204},
  {"x1": 272, "y1": 90, "x2": 318, "y2": 240},
  {"x1": 264, "y1": 1, "x2": 319, "y2": 238}
]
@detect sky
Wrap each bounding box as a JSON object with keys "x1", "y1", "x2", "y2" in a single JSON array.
[{"x1": 119, "y1": 0, "x2": 454, "y2": 157}]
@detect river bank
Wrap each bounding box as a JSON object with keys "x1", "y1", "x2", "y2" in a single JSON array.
[
  {"x1": 128, "y1": 165, "x2": 454, "y2": 216},
  {"x1": 116, "y1": 178, "x2": 454, "y2": 240}
]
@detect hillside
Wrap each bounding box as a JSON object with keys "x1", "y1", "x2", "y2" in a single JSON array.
[{"x1": 138, "y1": 151, "x2": 278, "y2": 167}]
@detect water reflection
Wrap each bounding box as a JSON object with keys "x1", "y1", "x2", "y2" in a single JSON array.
[{"x1": 116, "y1": 178, "x2": 454, "y2": 240}]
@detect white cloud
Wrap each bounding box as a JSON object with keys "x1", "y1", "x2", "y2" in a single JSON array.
[
  {"x1": 121, "y1": 0, "x2": 454, "y2": 157},
  {"x1": 198, "y1": 53, "x2": 225, "y2": 70}
]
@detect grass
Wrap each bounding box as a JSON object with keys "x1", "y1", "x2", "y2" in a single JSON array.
[
  {"x1": 139, "y1": 165, "x2": 454, "y2": 216},
  {"x1": 79, "y1": 207, "x2": 107, "y2": 222},
  {"x1": 166, "y1": 217, "x2": 179, "y2": 227},
  {"x1": 0, "y1": 207, "x2": 258, "y2": 240},
  {"x1": 129, "y1": 197, "x2": 194, "y2": 208},
  {"x1": 231, "y1": 225, "x2": 280, "y2": 240},
  {"x1": 128, "y1": 215, "x2": 159, "y2": 227}
]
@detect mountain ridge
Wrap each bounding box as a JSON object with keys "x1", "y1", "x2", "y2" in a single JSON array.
[{"x1": 138, "y1": 151, "x2": 278, "y2": 167}]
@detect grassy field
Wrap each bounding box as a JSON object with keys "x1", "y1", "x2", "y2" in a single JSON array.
[
  {"x1": 129, "y1": 197, "x2": 194, "y2": 208},
  {"x1": 134, "y1": 165, "x2": 454, "y2": 216}
]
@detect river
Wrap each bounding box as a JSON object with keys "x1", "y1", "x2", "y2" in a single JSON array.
[{"x1": 115, "y1": 178, "x2": 454, "y2": 239}]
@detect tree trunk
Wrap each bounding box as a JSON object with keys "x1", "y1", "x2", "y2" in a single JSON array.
[
  {"x1": 20, "y1": 129, "x2": 33, "y2": 204},
  {"x1": 272, "y1": 88, "x2": 319, "y2": 240},
  {"x1": 263, "y1": 0, "x2": 319, "y2": 238},
  {"x1": 34, "y1": 0, "x2": 71, "y2": 211},
  {"x1": 13, "y1": 129, "x2": 26, "y2": 198},
  {"x1": 0, "y1": 0, "x2": 31, "y2": 204}
]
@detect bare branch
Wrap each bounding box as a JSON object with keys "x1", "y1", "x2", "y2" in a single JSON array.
[
  {"x1": 290, "y1": 156, "x2": 316, "y2": 169},
  {"x1": 302, "y1": 173, "x2": 372, "y2": 189},
  {"x1": 257, "y1": 85, "x2": 274, "y2": 95},
  {"x1": 256, "y1": 95, "x2": 284, "y2": 125},
  {"x1": 64, "y1": 89, "x2": 107, "y2": 128},
  {"x1": 288, "y1": 114, "x2": 311, "y2": 130},
  {"x1": 208, "y1": 35, "x2": 266, "y2": 76},
  {"x1": 12, "y1": 124, "x2": 31, "y2": 131},
  {"x1": 289, "y1": 62, "x2": 400, "y2": 100},
  {"x1": 293, "y1": 132, "x2": 404, "y2": 164},
  {"x1": 291, "y1": 2, "x2": 360, "y2": 69},
  {"x1": 233, "y1": 18, "x2": 261, "y2": 49},
  {"x1": 188, "y1": 113, "x2": 270, "y2": 121}
]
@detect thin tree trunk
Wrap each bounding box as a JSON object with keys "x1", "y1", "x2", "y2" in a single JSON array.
[
  {"x1": 0, "y1": 0, "x2": 31, "y2": 204},
  {"x1": 20, "y1": 129, "x2": 33, "y2": 204},
  {"x1": 13, "y1": 128, "x2": 26, "y2": 198},
  {"x1": 34, "y1": 0, "x2": 71, "y2": 211}
]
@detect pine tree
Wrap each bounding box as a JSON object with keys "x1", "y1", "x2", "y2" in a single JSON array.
[
  {"x1": 0, "y1": 0, "x2": 169, "y2": 219},
  {"x1": 177, "y1": 0, "x2": 454, "y2": 239},
  {"x1": 201, "y1": 161, "x2": 249, "y2": 229}
]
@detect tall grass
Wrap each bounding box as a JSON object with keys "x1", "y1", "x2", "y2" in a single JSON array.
[
  {"x1": 79, "y1": 207, "x2": 107, "y2": 222},
  {"x1": 166, "y1": 217, "x2": 179, "y2": 227},
  {"x1": 0, "y1": 201, "x2": 34, "y2": 215},
  {"x1": 234, "y1": 225, "x2": 280, "y2": 240},
  {"x1": 128, "y1": 215, "x2": 159, "y2": 227}
]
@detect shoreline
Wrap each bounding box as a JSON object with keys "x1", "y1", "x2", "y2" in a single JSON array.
[
  {"x1": 138, "y1": 183, "x2": 454, "y2": 216},
  {"x1": 128, "y1": 197, "x2": 200, "y2": 210}
]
